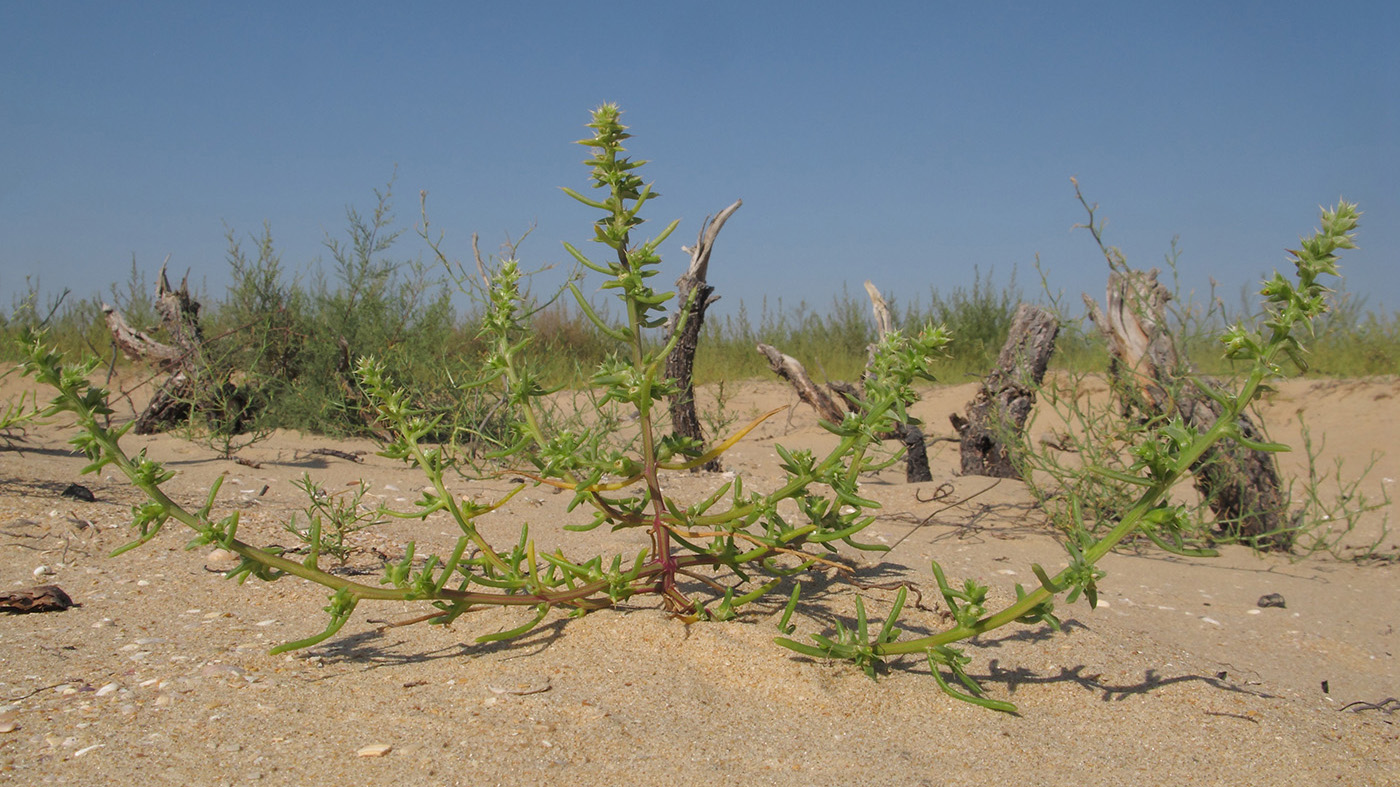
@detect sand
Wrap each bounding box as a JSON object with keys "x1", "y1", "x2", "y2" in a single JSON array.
[{"x1": 0, "y1": 372, "x2": 1396, "y2": 786}]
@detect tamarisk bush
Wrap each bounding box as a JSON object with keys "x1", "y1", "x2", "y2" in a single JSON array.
[{"x1": 20, "y1": 104, "x2": 1359, "y2": 712}]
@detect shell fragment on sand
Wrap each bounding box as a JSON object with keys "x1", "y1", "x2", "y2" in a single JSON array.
[{"x1": 356, "y1": 744, "x2": 393, "y2": 758}]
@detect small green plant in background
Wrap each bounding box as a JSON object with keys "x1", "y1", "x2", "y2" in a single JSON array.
[
  {"x1": 19, "y1": 104, "x2": 1363, "y2": 712},
  {"x1": 1287, "y1": 416, "x2": 1393, "y2": 562},
  {"x1": 283, "y1": 475, "x2": 386, "y2": 566},
  {"x1": 0, "y1": 368, "x2": 40, "y2": 436}
]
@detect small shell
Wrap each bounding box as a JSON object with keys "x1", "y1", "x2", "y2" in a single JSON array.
[{"x1": 356, "y1": 743, "x2": 393, "y2": 757}]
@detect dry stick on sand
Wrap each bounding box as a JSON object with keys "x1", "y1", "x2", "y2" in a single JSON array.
[
  {"x1": 307, "y1": 448, "x2": 367, "y2": 464},
  {"x1": 755, "y1": 343, "x2": 848, "y2": 425}
]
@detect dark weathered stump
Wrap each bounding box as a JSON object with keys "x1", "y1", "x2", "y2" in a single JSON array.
[
  {"x1": 897, "y1": 423, "x2": 932, "y2": 483},
  {"x1": 951, "y1": 304, "x2": 1059, "y2": 478},
  {"x1": 105, "y1": 265, "x2": 207, "y2": 434},
  {"x1": 134, "y1": 371, "x2": 196, "y2": 435},
  {"x1": 1084, "y1": 268, "x2": 1291, "y2": 549},
  {"x1": 665, "y1": 200, "x2": 741, "y2": 472}
]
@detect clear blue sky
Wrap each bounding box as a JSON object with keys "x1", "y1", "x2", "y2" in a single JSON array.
[{"x1": 3, "y1": 2, "x2": 1397, "y2": 324}]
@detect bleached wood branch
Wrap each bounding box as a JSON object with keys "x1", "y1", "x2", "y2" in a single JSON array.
[
  {"x1": 102, "y1": 304, "x2": 181, "y2": 366},
  {"x1": 864, "y1": 280, "x2": 894, "y2": 338},
  {"x1": 756, "y1": 343, "x2": 847, "y2": 425}
]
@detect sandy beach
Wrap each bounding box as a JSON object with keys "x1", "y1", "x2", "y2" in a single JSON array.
[{"x1": 0, "y1": 374, "x2": 1396, "y2": 786}]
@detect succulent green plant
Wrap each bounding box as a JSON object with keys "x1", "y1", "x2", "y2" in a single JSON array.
[
  {"x1": 19, "y1": 104, "x2": 1359, "y2": 712},
  {"x1": 21, "y1": 104, "x2": 944, "y2": 646}
]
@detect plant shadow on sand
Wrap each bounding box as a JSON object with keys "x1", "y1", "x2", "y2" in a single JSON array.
[
  {"x1": 300, "y1": 615, "x2": 577, "y2": 674},
  {"x1": 981, "y1": 658, "x2": 1279, "y2": 705}
]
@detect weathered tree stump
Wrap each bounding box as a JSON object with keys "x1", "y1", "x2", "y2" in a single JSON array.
[
  {"x1": 104, "y1": 264, "x2": 247, "y2": 436},
  {"x1": 950, "y1": 303, "x2": 1060, "y2": 478},
  {"x1": 104, "y1": 265, "x2": 208, "y2": 434},
  {"x1": 1083, "y1": 268, "x2": 1291, "y2": 549},
  {"x1": 664, "y1": 199, "x2": 742, "y2": 472}
]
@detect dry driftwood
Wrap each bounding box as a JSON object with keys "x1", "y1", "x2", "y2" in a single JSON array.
[
  {"x1": 951, "y1": 304, "x2": 1060, "y2": 478},
  {"x1": 104, "y1": 264, "x2": 246, "y2": 436},
  {"x1": 757, "y1": 282, "x2": 933, "y2": 483},
  {"x1": 103, "y1": 306, "x2": 182, "y2": 368},
  {"x1": 756, "y1": 343, "x2": 848, "y2": 424},
  {"x1": 0, "y1": 585, "x2": 76, "y2": 614},
  {"x1": 107, "y1": 265, "x2": 207, "y2": 434},
  {"x1": 663, "y1": 200, "x2": 742, "y2": 472},
  {"x1": 863, "y1": 280, "x2": 894, "y2": 337},
  {"x1": 1084, "y1": 268, "x2": 1290, "y2": 549}
]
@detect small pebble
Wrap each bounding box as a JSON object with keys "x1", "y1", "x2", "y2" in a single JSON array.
[
  {"x1": 1257, "y1": 593, "x2": 1287, "y2": 609},
  {"x1": 0, "y1": 722, "x2": 17, "y2": 733},
  {"x1": 357, "y1": 744, "x2": 393, "y2": 757},
  {"x1": 95, "y1": 683, "x2": 119, "y2": 697},
  {"x1": 60, "y1": 483, "x2": 97, "y2": 502},
  {"x1": 205, "y1": 549, "x2": 239, "y2": 568}
]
